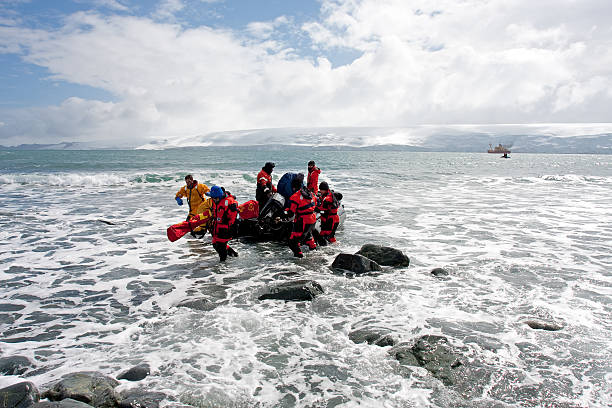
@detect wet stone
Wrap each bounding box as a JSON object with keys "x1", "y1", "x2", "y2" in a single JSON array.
[
  {"x1": 431, "y1": 268, "x2": 450, "y2": 277},
  {"x1": 391, "y1": 335, "x2": 464, "y2": 386},
  {"x1": 117, "y1": 364, "x2": 150, "y2": 382},
  {"x1": 42, "y1": 371, "x2": 119, "y2": 408},
  {"x1": 355, "y1": 244, "x2": 410, "y2": 267},
  {"x1": 31, "y1": 398, "x2": 93, "y2": 408},
  {"x1": 349, "y1": 329, "x2": 396, "y2": 347},
  {"x1": 331, "y1": 253, "x2": 382, "y2": 274},
  {"x1": 0, "y1": 381, "x2": 40, "y2": 408},
  {"x1": 176, "y1": 298, "x2": 216, "y2": 311},
  {"x1": 524, "y1": 320, "x2": 564, "y2": 331},
  {"x1": 0, "y1": 355, "x2": 35, "y2": 375},
  {"x1": 118, "y1": 390, "x2": 166, "y2": 408},
  {"x1": 258, "y1": 280, "x2": 324, "y2": 301}
]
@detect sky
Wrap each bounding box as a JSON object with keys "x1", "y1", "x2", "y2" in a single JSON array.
[{"x1": 1, "y1": 0, "x2": 612, "y2": 146}]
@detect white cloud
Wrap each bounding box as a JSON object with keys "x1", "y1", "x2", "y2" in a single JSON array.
[
  {"x1": 1, "y1": 0, "x2": 612, "y2": 145},
  {"x1": 247, "y1": 16, "x2": 290, "y2": 40},
  {"x1": 92, "y1": 0, "x2": 129, "y2": 11},
  {"x1": 153, "y1": 0, "x2": 185, "y2": 21}
]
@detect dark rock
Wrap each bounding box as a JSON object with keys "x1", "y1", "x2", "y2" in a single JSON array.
[
  {"x1": 0, "y1": 356, "x2": 34, "y2": 375},
  {"x1": 331, "y1": 254, "x2": 382, "y2": 274},
  {"x1": 431, "y1": 268, "x2": 449, "y2": 277},
  {"x1": 411, "y1": 335, "x2": 463, "y2": 386},
  {"x1": 524, "y1": 320, "x2": 563, "y2": 331},
  {"x1": 175, "y1": 299, "x2": 215, "y2": 312},
  {"x1": 116, "y1": 364, "x2": 150, "y2": 382},
  {"x1": 258, "y1": 280, "x2": 324, "y2": 301},
  {"x1": 391, "y1": 335, "x2": 463, "y2": 386},
  {"x1": 389, "y1": 344, "x2": 420, "y2": 367},
  {"x1": 118, "y1": 390, "x2": 166, "y2": 408},
  {"x1": 31, "y1": 399, "x2": 93, "y2": 408},
  {"x1": 0, "y1": 381, "x2": 40, "y2": 408},
  {"x1": 348, "y1": 329, "x2": 396, "y2": 347},
  {"x1": 42, "y1": 372, "x2": 119, "y2": 408},
  {"x1": 355, "y1": 244, "x2": 410, "y2": 267}
]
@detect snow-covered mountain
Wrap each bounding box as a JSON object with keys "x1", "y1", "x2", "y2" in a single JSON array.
[
  {"x1": 136, "y1": 124, "x2": 612, "y2": 153},
  {"x1": 3, "y1": 124, "x2": 610, "y2": 153}
]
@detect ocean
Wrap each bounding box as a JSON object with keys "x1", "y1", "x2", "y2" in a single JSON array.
[{"x1": 0, "y1": 148, "x2": 611, "y2": 407}]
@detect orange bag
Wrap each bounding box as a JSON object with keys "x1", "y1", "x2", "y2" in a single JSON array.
[{"x1": 238, "y1": 200, "x2": 259, "y2": 220}]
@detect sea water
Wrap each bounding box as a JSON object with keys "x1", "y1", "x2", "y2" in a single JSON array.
[{"x1": 0, "y1": 148, "x2": 611, "y2": 407}]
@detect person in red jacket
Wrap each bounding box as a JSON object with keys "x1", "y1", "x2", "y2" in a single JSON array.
[
  {"x1": 286, "y1": 174, "x2": 317, "y2": 258},
  {"x1": 256, "y1": 162, "x2": 277, "y2": 208},
  {"x1": 206, "y1": 185, "x2": 239, "y2": 262},
  {"x1": 307, "y1": 160, "x2": 321, "y2": 194},
  {"x1": 316, "y1": 181, "x2": 340, "y2": 244}
]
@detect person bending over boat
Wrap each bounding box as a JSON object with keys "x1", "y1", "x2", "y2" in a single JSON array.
[
  {"x1": 307, "y1": 160, "x2": 321, "y2": 194},
  {"x1": 286, "y1": 174, "x2": 317, "y2": 258},
  {"x1": 207, "y1": 185, "x2": 239, "y2": 262},
  {"x1": 175, "y1": 175, "x2": 211, "y2": 221},
  {"x1": 256, "y1": 162, "x2": 277, "y2": 208},
  {"x1": 316, "y1": 181, "x2": 340, "y2": 245}
]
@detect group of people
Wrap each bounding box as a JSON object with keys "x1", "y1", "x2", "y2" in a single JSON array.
[{"x1": 174, "y1": 161, "x2": 340, "y2": 261}]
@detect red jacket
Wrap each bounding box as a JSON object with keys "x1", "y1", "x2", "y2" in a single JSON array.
[
  {"x1": 211, "y1": 195, "x2": 238, "y2": 243},
  {"x1": 307, "y1": 167, "x2": 320, "y2": 193},
  {"x1": 317, "y1": 190, "x2": 339, "y2": 218},
  {"x1": 257, "y1": 169, "x2": 276, "y2": 192},
  {"x1": 289, "y1": 187, "x2": 316, "y2": 224}
]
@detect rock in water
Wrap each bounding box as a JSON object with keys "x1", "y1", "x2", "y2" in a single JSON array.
[
  {"x1": 0, "y1": 356, "x2": 34, "y2": 376},
  {"x1": 430, "y1": 268, "x2": 449, "y2": 277},
  {"x1": 348, "y1": 329, "x2": 396, "y2": 347},
  {"x1": 175, "y1": 298, "x2": 214, "y2": 311},
  {"x1": 31, "y1": 399, "x2": 93, "y2": 408},
  {"x1": 117, "y1": 364, "x2": 151, "y2": 381},
  {"x1": 42, "y1": 372, "x2": 119, "y2": 408},
  {"x1": 355, "y1": 244, "x2": 410, "y2": 267},
  {"x1": 0, "y1": 382, "x2": 40, "y2": 408},
  {"x1": 391, "y1": 335, "x2": 463, "y2": 386},
  {"x1": 258, "y1": 280, "x2": 324, "y2": 301},
  {"x1": 118, "y1": 390, "x2": 166, "y2": 408},
  {"x1": 331, "y1": 253, "x2": 382, "y2": 274},
  {"x1": 525, "y1": 320, "x2": 563, "y2": 331}
]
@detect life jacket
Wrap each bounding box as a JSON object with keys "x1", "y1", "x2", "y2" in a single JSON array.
[
  {"x1": 318, "y1": 190, "x2": 339, "y2": 216},
  {"x1": 211, "y1": 194, "x2": 239, "y2": 243},
  {"x1": 289, "y1": 187, "x2": 317, "y2": 223}
]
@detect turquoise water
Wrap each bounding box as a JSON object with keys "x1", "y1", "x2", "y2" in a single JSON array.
[{"x1": 1, "y1": 148, "x2": 611, "y2": 407}]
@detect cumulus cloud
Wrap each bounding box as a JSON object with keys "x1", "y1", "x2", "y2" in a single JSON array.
[{"x1": 0, "y1": 0, "x2": 611, "y2": 145}]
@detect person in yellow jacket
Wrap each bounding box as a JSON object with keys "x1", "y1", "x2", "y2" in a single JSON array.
[{"x1": 175, "y1": 174, "x2": 211, "y2": 222}]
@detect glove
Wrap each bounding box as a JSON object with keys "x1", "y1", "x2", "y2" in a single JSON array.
[{"x1": 175, "y1": 197, "x2": 183, "y2": 206}]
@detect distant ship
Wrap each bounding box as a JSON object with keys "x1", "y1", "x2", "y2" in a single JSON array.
[{"x1": 488, "y1": 143, "x2": 511, "y2": 154}]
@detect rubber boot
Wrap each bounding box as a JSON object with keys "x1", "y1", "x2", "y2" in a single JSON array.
[
  {"x1": 306, "y1": 238, "x2": 317, "y2": 250},
  {"x1": 213, "y1": 242, "x2": 228, "y2": 262},
  {"x1": 289, "y1": 239, "x2": 303, "y2": 258}
]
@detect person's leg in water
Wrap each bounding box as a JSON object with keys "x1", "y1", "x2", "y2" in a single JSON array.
[
  {"x1": 289, "y1": 217, "x2": 305, "y2": 257},
  {"x1": 303, "y1": 222, "x2": 316, "y2": 250},
  {"x1": 227, "y1": 245, "x2": 238, "y2": 257},
  {"x1": 288, "y1": 238, "x2": 303, "y2": 258},
  {"x1": 213, "y1": 242, "x2": 228, "y2": 262}
]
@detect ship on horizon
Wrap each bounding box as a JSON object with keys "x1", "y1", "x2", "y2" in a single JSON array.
[{"x1": 488, "y1": 143, "x2": 511, "y2": 154}]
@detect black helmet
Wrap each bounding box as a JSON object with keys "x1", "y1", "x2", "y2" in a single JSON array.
[
  {"x1": 264, "y1": 162, "x2": 275, "y2": 168},
  {"x1": 308, "y1": 160, "x2": 315, "y2": 166},
  {"x1": 319, "y1": 181, "x2": 329, "y2": 191}
]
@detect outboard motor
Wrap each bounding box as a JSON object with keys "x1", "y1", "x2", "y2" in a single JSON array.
[{"x1": 258, "y1": 193, "x2": 285, "y2": 220}]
